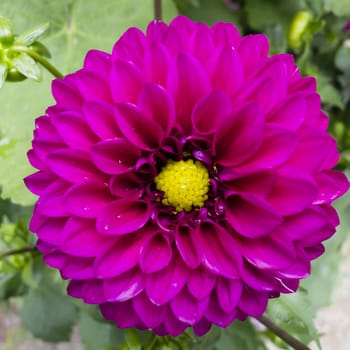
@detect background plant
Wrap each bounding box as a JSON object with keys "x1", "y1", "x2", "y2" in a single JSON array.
[{"x1": 0, "y1": 1, "x2": 350, "y2": 349}]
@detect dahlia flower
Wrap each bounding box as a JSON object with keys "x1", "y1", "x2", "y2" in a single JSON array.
[
  {"x1": 25, "y1": 16, "x2": 349, "y2": 336},
  {"x1": 344, "y1": 21, "x2": 350, "y2": 31}
]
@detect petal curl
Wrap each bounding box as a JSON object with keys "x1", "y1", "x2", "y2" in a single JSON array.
[{"x1": 96, "y1": 199, "x2": 150, "y2": 235}]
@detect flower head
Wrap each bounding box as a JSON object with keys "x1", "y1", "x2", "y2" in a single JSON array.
[{"x1": 25, "y1": 16, "x2": 349, "y2": 336}]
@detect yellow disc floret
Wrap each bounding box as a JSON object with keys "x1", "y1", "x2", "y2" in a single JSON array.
[{"x1": 154, "y1": 159, "x2": 210, "y2": 212}]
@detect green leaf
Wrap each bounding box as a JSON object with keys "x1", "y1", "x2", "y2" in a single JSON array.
[
  {"x1": 324, "y1": 0, "x2": 350, "y2": 16},
  {"x1": 335, "y1": 42, "x2": 350, "y2": 73},
  {"x1": 215, "y1": 321, "x2": 267, "y2": 350},
  {"x1": 0, "y1": 0, "x2": 178, "y2": 206},
  {"x1": 0, "y1": 272, "x2": 26, "y2": 300},
  {"x1": 124, "y1": 328, "x2": 142, "y2": 350},
  {"x1": 21, "y1": 278, "x2": 78, "y2": 342},
  {"x1": 0, "y1": 62, "x2": 7, "y2": 88},
  {"x1": 0, "y1": 15, "x2": 13, "y2": 40},
  {"x1": 12, "y1": 51, "x2": 42, "y2": 80},
  {"x1": 245, "y1": 0, "x2": 302, "y2": 34},
  {"x1": 180, "y1": 0, "x2": 241, "y2": 28},
  {"x1": 190, "y1": 321, "x2": 266, "y2": 350},
  {"x1": 15, "y1": 22, "x2": 49, "y2": 45},
  {"x1": 79, "y1": 311, "x2": 124, "y2": 350},
  {"x1": 318, "y1": 83, "x2": 344, "y2": 109},
  {"x1": 267, "y1": 291, "x2": 321, "y2": 349}
]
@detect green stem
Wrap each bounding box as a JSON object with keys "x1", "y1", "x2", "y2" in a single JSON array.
[
  {"x1": 144, "y1": 333, "x2": 157, "y2": 350},
  {"x1": 154, "y1": 0, "x2": 162, "y2": 20},
  {"x1": 256, "y1": 315, "x2": 311, "y2": 350},
  {"x1": 0, "y1": 246, "x2": 37, "y2": 259},
  {"x1": 11, "y1": 45, "x2": 63, "y2": 78}
]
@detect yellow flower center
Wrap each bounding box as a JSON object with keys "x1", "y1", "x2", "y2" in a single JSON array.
[{"x1": 155, "y1": 159, "x2": 210, "y2": 212}]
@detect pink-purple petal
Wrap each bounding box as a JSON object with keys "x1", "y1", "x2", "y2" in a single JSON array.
[
  {"x1": 103, "y1": 268, "x2": 144, "y2": 302},
  {"x1": 91, "y1": 138, "x2": 141, "y2": 174},
  {"x1": 115, "y1": 102, "x2": 164, "y2": 150},
  {"x1": 96, "y1": 199, "x2": 150, "y2": 235},
  {"x1": 139, "y1": 233, "x2": 172, "y2": 273},
  {"x1": 191, "y1": 89, "x2": 232, "y2": 135},
  {"x1": 63, "y1": 181, "x2": 112, "y2": 218},
  {"x1": 146, "y1": 254, "x2": 189, "y2": 305},
  {"x1": 226, "y1": 193, "x2": 282, "y2": 238},
  {"x1": 47, "y1": 149, "x2": 104, "y2": 183}
]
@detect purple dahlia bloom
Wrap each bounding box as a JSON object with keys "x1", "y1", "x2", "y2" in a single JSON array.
[
  {"x1": 344, "y1": 21, "x2": 350, "y2": 31},
  {"x1": 25, "y1": 16, "x2": 349, "y2": 336}
]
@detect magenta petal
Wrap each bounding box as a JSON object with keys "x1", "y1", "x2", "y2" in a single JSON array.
[
  {"x1": 143, "y1": 42, "x2": 170, "y2": 86},
  {"x1": 36, "y1": 180, "x2": 69, "y2": 217},
  {"x1": 91, "y1": 138, "x2": 141, "y2": 174},
  {"x1": 63, "y1": 181, "x2": 112, "y2": 218},
  {"x1": 211, "y1": 46, "x2": 244, "y2": 96},
  {"x1": 52, "y1": 111, "x2": 98, "y2": 151},
  {"x1": 146, "y1": 20, "x2": 168, "y2": 41},
  {"x1": 167, "y1": 53, "x2": 210, "y2": 133},
  {"x1": 175, "y1": 225, "x2": 201, "y2": 269},
  {"x1": 217, "y1": 278, "x2": 243, "y2": 313},
  {"x1": 226, "y1": 193, "x2": 282, "y2": 238},
  {"x1": 77, "y1": 70, "x2": 112, "y2": 102},
  {"x1": 52, "y1": 75, "x2": 83, "y2": 112},
  {"x1": 47, "y1": 149, "x2": 104, "y2": 183},
  {"x1": 133, "y1": 293, "x2": 165, "y2": 328},
  {"x1": 82, "y1": 279, "x2": 105, "y2": 304},
  {"x1": 222, "y1": 171, "x2": 275, "y2": 197},
  {"x1": 240, "y1": 263, "x2": 280, "y2": 292},
  {"x1": 314, "y1": 170, "x2": 349, "y2": 204},
  {"x1": 267, "y1": 170, "x2": 318, "y2": 215},
  {"x1": 269, "y1": 94, "x2": 306, "y2": 130},
  {"x1": 100, "y1": 301, "x2": 140, "y2": 328},
  {"x1": 188, "y1": 266, "x2": 216, "y2": 300},
  {"x1": 238, "y1": 34, "x2": 269, "y2": 70},
  {"x1": 84, "y1": 101, "x2": 122, "y2": 139},
  {"x1": 238, "y1": 230, "x2": 296, "y2": 270},
  {"x1": 210, "y1": 22, "x2": 240, "y2": 47},
  {"x1": 193, "y1": 318, "x2": 212, "y2": 336},
  {"x1": 235, "y1": 126, "x2": 297, "y2": 172},
  {"x1": 60, "y1": 217, "x2": 107, "y2": 257},
  {"x1": 60, "y1": 256, "x2": 95, "y2": 280},
  {"x1": 238, "y1": 287, "x2": 268, "y2": 317},
  {"x1": 67, "y1": 280, "x2": 84, "y2": 298},
  {"x1": 171, "y1": 287, "x2": 208, "y2": 325},
  {"x1": 191, "y1": 89, "x2": 232, "y2": 135},
  {"x1": 109, "y1": 173, "x2": 143, "y2": 198},
  {"x1": 83, "y1": 50, "x2": 111, "y2": 77},
  {"x1": 115, "y1": 102, "x2": 164, "y2": 150},
  {"x1": 276, "y1": 250, "x2": 310, "y2": 279},
  {"x1": 139, "y1": 233, "x2": 172, "y2": 273},
  {"x1": 112, "y1": 27, "x2": 145, "y2": 67},
  {"x1": 95, "y1": 232, "x2": 146, "y2": 278},
  {"x1": 162, "y1": 311, "x2": 187, "y2": 337},
  {"x1": 36, "y1": 217, "x2": 66, "y2": 245},
  {"x1": 304, "y1": 244, "x2": 325, "y2": 260},
  {"x1": 214, "y1": 102, "x2": 264, "y2": 167},
  {"x1": 196, "y1": 221, "x2": 241, "y2": 278},
  {"x1": 146, "y1": 254, "x2": 188, "y2": 305},
  {"x1": 192, "y1": 25, "x2": 215, "y2": 65},
  {"x1": 138, "y1": 84, "x2": 175, "y2": 134},
  {"x1": 288, "y1": 128, "x2": 338, "y2": 172},
  {"x1": 96, "y1": 199, "x2": 150, "y2": 235},
  {"x1": 281, "y1": 207, "x2": 330, "y2": 240},
  {"x1": 110, "y1": 59, "x2": 144, "y2": 103},
  {"x1": 206, "y1": 292, "x2": 236, "y2": 327},
  {"x1": 103, "y1": 268, "x2": 144, "y2": 302}
]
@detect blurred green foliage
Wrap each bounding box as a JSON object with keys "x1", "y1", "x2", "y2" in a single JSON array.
[{"x1": 0, "y1": 1, "x2": 350, "y2": 349}]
